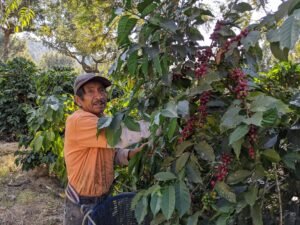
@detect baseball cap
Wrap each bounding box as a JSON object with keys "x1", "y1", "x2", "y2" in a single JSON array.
[{"x1": 74, "y1": 73, "x2": 111, "y2": 95}]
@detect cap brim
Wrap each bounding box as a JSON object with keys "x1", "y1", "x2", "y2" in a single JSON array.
[{"x1": 89, "y1": 76, "x2": 111, "y2": 88}]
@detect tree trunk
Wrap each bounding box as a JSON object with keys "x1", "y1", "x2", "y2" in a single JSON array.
[{"x1": 2, "y1": 28, "x2": 13, "y2": 62}]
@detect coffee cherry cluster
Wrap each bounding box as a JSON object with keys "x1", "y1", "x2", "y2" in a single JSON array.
[
  {"x1": 195, "y1": 48, "x2": 213, "y2": 79},
  {"x1": 229, "y1": 68, "x2": 248, "y2": 99},
  {"x1": 198, "y1": 91, "x2": 211, "y2": 122},
  {"x1": 178, "y1": 116, "x2": 197, "y2": 143},
  {"x1": 224, "y1": 28, "x2": 249, "y2": 51},
  {"x1": 210, "y1": 153, "x2": 232, "y2": 188},
  {"x1": 247, "y1": 125, "x2": 258, "y2": 159},
  {"x1": 210, "y1": 20, "x2": 226, "y2": 45},
  {"x1": 202, "y1": 191, "x2": 217, "y2": 208}
]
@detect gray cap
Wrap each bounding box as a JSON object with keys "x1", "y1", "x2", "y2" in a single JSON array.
[{"x1": 74, "y1": 73, "x2": 111, "y2": 95}]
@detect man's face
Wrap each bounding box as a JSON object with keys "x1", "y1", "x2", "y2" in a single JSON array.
[{"x1": 75, "y1": 81, "x2": 108, "y2": 116}]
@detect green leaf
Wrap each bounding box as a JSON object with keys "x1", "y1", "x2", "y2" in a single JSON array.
[
  {"x1": 187, "y1": 27, "x2": 203, "y2": 41},
  {"x1": 135, "y1": 196, "x2": 148, "y2": 224},
  {"x1": 141, "y1": 3, "x2": 157, "y2": 17},
  {"x1": 127, "y1": 50, "x2": 138, "y2": 75},
  {"x1": 161, "y1": 185, "x2": 176, "y2": 220},
  {"x1": 215, "y1": 182, "x2": 236, "y2": 203},
  {"x1": 251, "y1": 202, "x2": 263, "y2": 225},
  {"x1": 117, "y1": 16, "x2": 138, "y2": 45},
  {"x1": 262, "y1": 108, "x2": 278, "y2": 127},
  {"x1": 150, "y1": 192, "x2": 162, "y2": 216},
  {"x1": 244, "y1": 185, "x2": 258, "y2": 207},
  {"x1": 187, "y1": 211, "x2": 201, "y2": 225},
  {"x1": 229, "y1": 125, "x2": 249, "y2": 145},
  {"x1": 232, "y1": 138, "x2": 243, "y2": 159},
  {"x1": 216, "y1": 214, "x2": 230, "y2": 225},
  {"x1": 283, "y1": 152, "x2": 300, "y2": 170},
  {"x1": 105, "y1": 126, "x2": 122, "y2": 147},
  {"x1": 188, "y1": 84, "x2": 212, "y2": 97},
  {"x1": 34, "y1": 135, "x2": 44, "y2": 151},
  {"x1": 233, "y1": 2, "x2": 253, "y2": 13},
  {"x1": 220, "y1": 106, "x2": 244, "y2": 132},
  {"x1": 175, "y1": 181, "x2": 191, "y2": 217},
  {"x1": 186, "y1": 157, "x2": 202, "y2": 184},
  {"x1": 270, "y1": 42, "x2": 289, "y2": 61},
  {"x1": 175, "y1": 152, "x2": 190, "y2": 172},
  {"x1": 161, "y1": 102, "x2": 178, "y2": 118},
  {"x1": 240, "y1": 31, "x2": 260, "y2": 51},
  {"x1": 261, "y1": 149, "x2": 281, "y2": 162},
  {"x1": 177, "y1": 100, "x2": 189, "y2": 118},
  {"x1": 278, "y1": 10, "x2": 300, "y2": 50},
  {"x1": 176, "y1": 141, "x2": 193, "y2": 157},
  {"x1": 137, "y1": 0, "x2": 152, "y2": 14},
  {"x1": 153, "y1": 56, "x2": 163, "y2": 76},
  {"x1": 244, "y1": 112, "x2": 263, "y2": 126},
  {"x1": 167, "y1": 118, "x2": 177, "y2": 140},
  {"x1": 124, "y1": 116, "x2": 140, "y2": 132},
  {"x1": 227, "y1": 170, "x2": 252, "y2": 185},
  {"x1": 194, "y1": 141, "x2": 215, "y2": 161},
  {"x1": 141, "y1": 55, "x2": 149, "y2": 76},
  {"x1": 154, "y1": 172, "x2": 177, "y2": 181},
  {"x1": 159, "y1": 18, "x2": 178, "y2": 33},
  {"x1": 97, "y1": 117, "x2": 113, "y2": 130}
]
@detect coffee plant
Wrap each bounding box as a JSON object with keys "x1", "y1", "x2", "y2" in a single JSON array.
[
  {"x1": 0, "y1": 57, "x2": 37, "y2": 141},
  {"x1": 16, "y1": 67, "x2": 77, "y2": 182},
  {"x1": 99, "y1": 0, "x2": 300, "y2": 224}
]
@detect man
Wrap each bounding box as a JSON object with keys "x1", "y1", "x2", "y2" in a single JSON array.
[{"x1": 63, "y1": 73, "x2": 149, "y2": 225}]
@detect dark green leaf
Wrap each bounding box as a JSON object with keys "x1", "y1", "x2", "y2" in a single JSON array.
[
  {"x1": 233, "y1": 2, "x2": 253, "y2": 13},
  {"x1": 117, "y1": 16, "x2": 138, "y2": 45},
  {"x1": 187, "y1": 211, "x2": 201, "y2": 225},
  {"x1": 220, "y1": 106, "x2": 244, "y2": 132},
  {"x1": 137, "y1": 0, "x2": 152, "y2": 14},
  {"x1": 159, "y1": 18, "x2": 178, "y2": 33},
  {"x1": 154, "y1": 172, "x2": 177, "y2": 181},
  {"x1": 161, "y1": 185, "x2": 176, "y2": 220},
  {"x1": 215, "y1": 182, "x2": 236, "y2": 203},
  {"x1": 135, "y1": 197, "x2": 148, "y2": 224},
  {"x1": 176, "y1": 141, "x2": 193, "y2": 157},
  {"x1": 175, "y1": 181, "x2": 191, "y2": 217},
  {"x1": 167, "y1": 118, "x2": 177, "y2": 140},
  {"x1": 150, "y1": 192, "x2": 162, "y2": 216},
  {"x1": 244, "y1": 185, "x2": 258, "y2": 207},
  {"x1": 106, "y1": 126, "x2": 122, "y2": 147},
  {"x1": 227, "y1": 170, "x2": 252, "y2": 185},
  {"x1": 251, "y1": 202, "x2": 263, "y2": 225},
  {"x1": 282, "y1": 152, "x2": 300, "y2": 169},
  {"x1": 232, "y1": 138, "x2": 243, "y2": 159},
  {"x1": 127, "y1": 50, "x2": 138, "y2": 75},
  {"x1": 194, "y1": 141, "x2": 215, "y2": 161},
  {"x1": 124, "y1": 116, "x2": 140, "y2": 132},
  {"x1": 161, "y1": 102, "x2": 178, "y2": 118},
  {"x1": 241, "y1": 31, "x2": 260, "y2": 51},
  {"x1": 141, "y1": 3, "x2": 157, "y2": 17},
  {"x1": 270, "y1": 42, "x2": 289, "y2": 61},
  {"x1": 261, "y1": 149, "x2": 281, "y2": 162},
  {"x1": 186, "y1": 157, "x2": 202, "y2": 184},
  {"x1": 175, "y1": 152, "x2": 190, "y2": 172},
  {"x1": 97, "y1": 117, "x2": 112, "y2": 130},
  {"x1": 229, "y1": 125, "x2": 249, "y2": 145},
  {"x1": 153, "y1": 56, "x2": 163, "y2": 76}
]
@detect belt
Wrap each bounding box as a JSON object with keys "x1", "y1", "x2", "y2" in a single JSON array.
[{"x1": 65, "y1": 183, "x2": 108, "y2": 205}]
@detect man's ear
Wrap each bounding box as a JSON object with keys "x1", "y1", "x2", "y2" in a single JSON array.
[{"x1": 74, "y1": 95, "x2": 82, "y2": 107}]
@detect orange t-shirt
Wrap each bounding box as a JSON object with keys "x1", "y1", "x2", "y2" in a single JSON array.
[{"x1": 64, "y1": 110, "x2": 116, "y2": 197}]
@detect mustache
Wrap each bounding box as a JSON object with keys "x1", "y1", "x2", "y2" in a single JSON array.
[{"x1": 93, "y1": 99, "x2": 107, "y2": 104}]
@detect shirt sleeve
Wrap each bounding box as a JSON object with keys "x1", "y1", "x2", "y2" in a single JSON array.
[
  {"x1": 114, "y1": 148, "x2": 130, "y2": 166},
  {"x1": 74, "y1": 113, "x2": 108, "y2": 148},
  {"x1": 114, "y1": 121, "x2": 151, "y2": 149}
]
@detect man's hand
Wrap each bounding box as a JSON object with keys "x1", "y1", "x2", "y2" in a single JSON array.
[{"x1": 128, "y1": 142, "x2": 148, "y2": 160}]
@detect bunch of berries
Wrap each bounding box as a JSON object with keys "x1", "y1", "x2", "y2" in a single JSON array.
[
  {"x1": 229, "y1": 68, "x2": 248, "y2": 99},
  {"x1": 178, "y1": 116, "x2": 197, "y2": 143},
  {"x1": 198, "y1": 91, "x2": 211, "y2": 122},
  {"x1": 210, "y1": 154, "x2": 232, "y2": 188},
  {"x1": 210, "y1": 20, "x2": 226, "y2": 45},
  {"x1": 202, "y1": 191, "x2": 217, "y2": 209},
  {"x1": 247, "y1": 125, "x2": 257, "y2": 159},
  {"x1": 224, "y1": 28, "x2": 249, "y2": 51},
  {"x1": 195, "y1": 48, "x2": 212, "y2": 79}
]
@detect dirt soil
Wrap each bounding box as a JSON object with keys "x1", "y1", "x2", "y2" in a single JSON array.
[{"x1": 0, "y1": 142, "x2": 64, "y2": 225}]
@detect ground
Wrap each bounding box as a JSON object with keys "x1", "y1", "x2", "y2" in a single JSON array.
[{"x1": 0, "y1": 142, "x2": 64, "y2": 225}]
